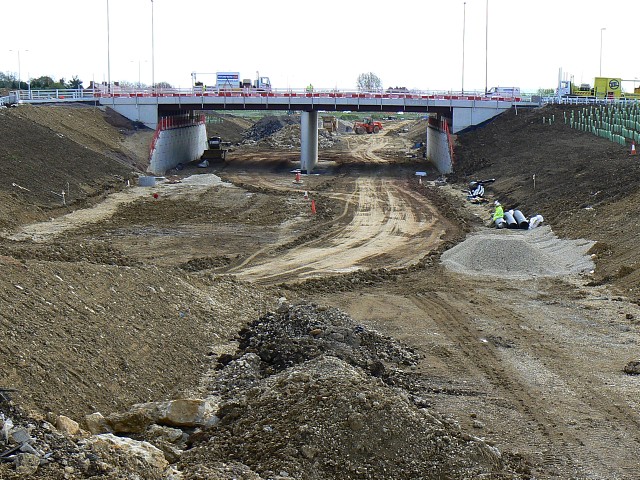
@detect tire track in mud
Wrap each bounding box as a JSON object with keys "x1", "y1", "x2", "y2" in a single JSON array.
[
  {"x1": 410, "y1": 290, "x2": 640, "y2": 479},
  {"x1": 232, "y1": 177, "x2": 444, "y2": 284}
]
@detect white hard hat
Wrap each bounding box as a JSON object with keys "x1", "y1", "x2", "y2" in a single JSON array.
[{"x1": 494, "y1": 200, "x2": 501, "y2": 206}]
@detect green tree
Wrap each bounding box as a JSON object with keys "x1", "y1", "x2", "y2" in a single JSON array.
[
  {"x1": 30, "y1": 76, "x2": 65, "y2": 89},
  {"x1": 357, "y1": 72, "x2": 382, "y2": 92},
  {"x1": 66, "y1": 76, "x2": 83, "y2": 89}
]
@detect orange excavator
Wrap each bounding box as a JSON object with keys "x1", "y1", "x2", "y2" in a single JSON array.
[{"x1": 354, "y1": 118, "x2": 383, "y2": 134}]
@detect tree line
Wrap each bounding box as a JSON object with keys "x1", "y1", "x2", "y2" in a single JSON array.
[{"x1": 0, "y1": 72, "x2": 83, "y2": 90}]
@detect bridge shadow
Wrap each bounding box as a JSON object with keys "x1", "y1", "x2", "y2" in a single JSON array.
[{"x1": 170, "y1": 149, "x2": 434, "y2": 179}]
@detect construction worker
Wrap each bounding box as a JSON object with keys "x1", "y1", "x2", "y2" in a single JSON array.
[
  {"x1": 306, "y1": 83, "x2": 314, "y2": 93},
  {"x1": 492, "y1": 200, "x2": 504, "y2": 228}
]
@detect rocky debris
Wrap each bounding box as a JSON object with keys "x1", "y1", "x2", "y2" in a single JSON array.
[
  {"x1": 179, "y1": 355, "x2": 528, "y2": 479},
  {"x1": 241, "y1": 114, "x2": 340, "y2": 150},
  {"x1": 81, "y1": 434, "x2": 173, "y2": 477},
  {"x1": 623, "y1": 359, "x2": 640, "y2": 375},
  {"x1": 220, "y1": 302, "x2": 420, "y2": 381},
  {"x1": 1, "y1": 301, "x2": 532, "y2": 479},
  {"x1": 172, "y1": 303, "x2": 531, "y2": 479},
  {"x1": 99, "y1": 398, "x2": 220, "y2": 434},
  {"x1": 179, "y1": 255, "x2": 232, "y2": 272},
  {"x1": 242, "y1": 115, "x2": 300, "y2": 142}
]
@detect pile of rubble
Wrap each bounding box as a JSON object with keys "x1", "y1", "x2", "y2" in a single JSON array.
[
  {"x1": 242, "y1": 115, "x2": 340, "y2": 150},
  {"x1": 242, "y1": 115, "x2": 300, "y2": 142},
  {"x1": 0, "y1": 302, "x2": 532, "y2": 479}
]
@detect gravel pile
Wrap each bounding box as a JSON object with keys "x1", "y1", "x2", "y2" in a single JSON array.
[{"x1": 440, "y1": 225, "x2": 595, "y2": 279}]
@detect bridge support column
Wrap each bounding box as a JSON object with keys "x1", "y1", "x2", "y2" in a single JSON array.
[{"x1": 300, "y1": 111, "x2": 318, "y2": 172}]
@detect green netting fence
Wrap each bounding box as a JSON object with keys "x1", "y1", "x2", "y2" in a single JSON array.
[{"x1": 562, "y1": 102, "x2": 640, "y2": 147}]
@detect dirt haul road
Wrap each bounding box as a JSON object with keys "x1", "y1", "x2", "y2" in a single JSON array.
[
  {"x1": 1, "y1": 108, "x2": 640, "y2": 479},
  {"x1": 192, "y1": 126, "x2": 640, "y2": 478}
]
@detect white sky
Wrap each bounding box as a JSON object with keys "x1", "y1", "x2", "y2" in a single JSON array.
[{"x1": 1, "y1": 0, "x2": 639, "y2": 93}]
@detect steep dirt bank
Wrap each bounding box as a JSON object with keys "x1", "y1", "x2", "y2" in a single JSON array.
[
  {"x1": 0, "y1": 105, "x2": 143, "y2": 230},
  {"x1": 453, "y1": 104, "x2": 640, "y2": 301},
  {"x1": 1, "y1": 104, "x2": 639, "y2": 479}
]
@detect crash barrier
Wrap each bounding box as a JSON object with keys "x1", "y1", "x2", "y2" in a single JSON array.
[
  {"x1": 148, "y1": 113, "x2": 207, "y2": 175},
  {"x1": 11, "y1": 87, "x2": 533, "y2": 103},
  {"x1": 13, "y1": 88, "x2": 98, "y2": 102}
]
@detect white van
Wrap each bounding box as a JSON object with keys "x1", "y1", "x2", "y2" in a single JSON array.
[{"x1": 486, "y1": 86, "x2": 521, "y2": 97}]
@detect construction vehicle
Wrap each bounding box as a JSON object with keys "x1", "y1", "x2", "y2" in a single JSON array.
[
  {"x1": 486, "y1": 86, "x2": 521, "y2": 98},
  {"x1": 354, "y1": 118, "x2": 383, "y2": 135},
  {"x1": 215, "y1": 71, "x2": 271, "y2": 91},
  {"x1": 322, "y1": 115, "x2": 338, "y2": 133},
  {"x1": 191, "y1": 71, "x2": 271, "y2": 91},
  {"x1": 557, "y1": 73, "x2": 640, "y2": 99},
  {"x1": 199, "y1": 136, "x2": 231, "y2": 166}
]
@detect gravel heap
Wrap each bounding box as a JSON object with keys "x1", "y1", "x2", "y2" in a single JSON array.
[
  {"x1": 440, "y1": 225, "x2": 595, "y2": 279},
  {"x1": 177, "y1": 302, "x2": 531, "y2": 479}
]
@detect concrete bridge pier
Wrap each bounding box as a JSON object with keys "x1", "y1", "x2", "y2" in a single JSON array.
[{"x1": 300, "y1": 111, "x2": 319, "y2": 172}]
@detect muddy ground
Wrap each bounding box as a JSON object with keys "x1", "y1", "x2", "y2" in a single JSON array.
[{"x1": 0, "y1": 103, "x2": 639, "y2": 479}]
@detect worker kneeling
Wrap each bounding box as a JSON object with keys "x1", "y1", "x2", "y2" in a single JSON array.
[{"x1": 492, "y1": 201, "x2": 505, "y2": 229}]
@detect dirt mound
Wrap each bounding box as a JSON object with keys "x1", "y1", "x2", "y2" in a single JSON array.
[{"x1": 178, "y1": 303, "x2": 530, "y2": 479}]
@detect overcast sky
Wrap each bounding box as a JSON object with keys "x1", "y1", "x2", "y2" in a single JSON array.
[{"x1": 1, "y1": 0, "x2": 639, "y2": 93}]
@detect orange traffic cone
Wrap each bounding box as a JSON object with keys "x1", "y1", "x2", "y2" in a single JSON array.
[
  {"x1": 295, "y1": 171, "x2": 301, "y2": 183},
  {"x1": 311, "y1": 199, "x2": 316, "y2": 214},
  {"x1": 632, "y1": 142, "x2": 637, "y2": 156}
]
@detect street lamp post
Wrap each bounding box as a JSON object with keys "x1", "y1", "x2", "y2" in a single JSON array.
[
  {"x1": 107, "y1": 0, "x2": 111, "y2": 93},
  {"x1": 151, "y1": 0, "x2": 155, "y2": 90},
  {"x1": 485, "y1": 0, "x2": 489, "y2": 94},
  {"x1": 599, "y1": 27, "x2": 606, "y2": 77},
  {"x1": 462, "y1": 2, "x2": 466, "y2": 95},
  {"x1": 9, "y1": 49, "x2": 27, "y2": 89}
]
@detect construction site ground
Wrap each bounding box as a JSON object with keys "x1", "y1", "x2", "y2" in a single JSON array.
[{"x1": 0, "y1": 103, "x2": 639, "y2": 479}]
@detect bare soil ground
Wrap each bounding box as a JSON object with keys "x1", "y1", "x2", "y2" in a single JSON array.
[{"x1": 0, "y1": 103, "x2": 639, "y2": 479}]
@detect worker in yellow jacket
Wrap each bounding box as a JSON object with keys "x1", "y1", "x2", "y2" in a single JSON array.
[{"x1": 492, "y1": 200, "x2": 504, "y2": 228}]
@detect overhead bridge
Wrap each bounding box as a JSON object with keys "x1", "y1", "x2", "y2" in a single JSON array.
[{"x1": 14, "y1": 87, "x2": 541, "y2": 174}]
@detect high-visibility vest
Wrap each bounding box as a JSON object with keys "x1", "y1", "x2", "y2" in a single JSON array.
[{"x1": 493, "y1": 205, "x2": 504, "y2": 220}]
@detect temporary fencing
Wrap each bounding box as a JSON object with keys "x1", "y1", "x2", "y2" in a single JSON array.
[{"x1": 563, "y1": 102, "x2": 640, "y2": 148}]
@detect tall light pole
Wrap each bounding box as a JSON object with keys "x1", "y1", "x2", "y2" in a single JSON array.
[
  {"x1": 151, "y1": 0, "x2": 155, "y2": 90},
  {"x1": 599, "y1": 27, "x2": 606, "y2": 77},
  {"x1": 462, "y1": 2, "x2": 467, "y2": 94},
  {"x1": 485, "y1": 0, "x2": 489, "y2": 94},
  {"x1": 106, "y1": 0, "x2": 111, "y2": 93},
  {"x1": 9, "y1": 49, "x2": 27, "y2": 89},
  {"x1": 131, "y1": 60, "x2": 148, "y2": 88}
]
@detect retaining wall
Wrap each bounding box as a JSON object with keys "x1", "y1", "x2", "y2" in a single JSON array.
[
  {"x1": 426, "y1": 119, "x2": 453, "y2": 174},
  {"x1": 148, "y1": 115, "x2": 207, "y2": 175}
]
